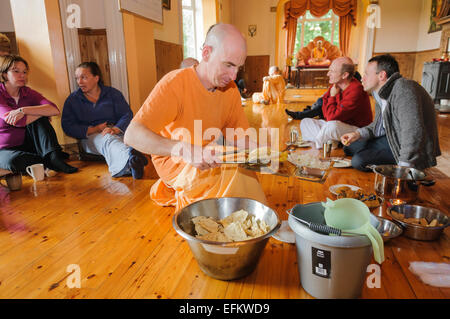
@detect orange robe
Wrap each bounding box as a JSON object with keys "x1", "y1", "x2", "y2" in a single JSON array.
[
  {"x1": 252, "y1": 74, "x2": 286, "y2": 104},
  {"x1": 133, "y1": 67, "x2": 267, "y2": 211},
  {"x1": 309, "y1": 47, "x2": 331, "y2": 66}
]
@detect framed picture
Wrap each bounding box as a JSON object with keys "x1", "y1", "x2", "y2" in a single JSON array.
[
  {"x1": 162, "y1": 0, "x2": 171, "y2": 10},
  {"x1": 428, "y1": 0, "x2": 443, "y2": 33},
  {"x1": 119, "y1": 0, "x2": 163, "y2": 24}
]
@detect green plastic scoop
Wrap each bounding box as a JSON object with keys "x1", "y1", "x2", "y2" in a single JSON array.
[{"x1": 323, "y1": 198, "x2": 385, "y2": 264}]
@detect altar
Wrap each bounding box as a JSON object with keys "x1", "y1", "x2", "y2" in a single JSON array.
[{"x1": 291, "y1": 67, "x2": 329, "y2": 89}]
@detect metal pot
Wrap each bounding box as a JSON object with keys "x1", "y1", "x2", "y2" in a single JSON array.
[{"x1": 367, "y1": 165, "x2": 435, "y2": 203}]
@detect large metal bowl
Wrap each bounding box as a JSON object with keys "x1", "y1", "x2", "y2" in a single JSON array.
[
  {"x1": 173, "y1": 197, "x2": 281, "y2": 280},
  {"x1": 387, "y1": 205, "x2": 449, "y2": 241},
  {"x1": 375, "y1": 217, "x2": 403, "y2": 242}
]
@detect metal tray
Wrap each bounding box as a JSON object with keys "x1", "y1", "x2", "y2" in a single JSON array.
[{"x1": 239, "y1": 158, "x2": 334, "y2": 183}]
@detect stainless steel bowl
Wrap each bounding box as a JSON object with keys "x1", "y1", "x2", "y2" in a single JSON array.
[
  {"x1": 173, "y1": 197, "x2": 281, "y2": 280},
  {"x1": 387, "y1": 205, "x2": 449, "y2": 241},
  {"x1": 375, "y1": 217, "x2": 403, "y2": 242}
]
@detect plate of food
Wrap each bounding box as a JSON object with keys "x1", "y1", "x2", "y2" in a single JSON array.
[
  {"x1": 330, "y1": 158, "x2": 352, "y2": 168},
  {"x1": 330, "y1": 185, "x2": 382, "y2": 209},
  {"x1": 329, "y1": 184, "x2": 361, "y2": 196},
  {"x1": 288, "y1": 153, "x2": 334, "y2": 183}
]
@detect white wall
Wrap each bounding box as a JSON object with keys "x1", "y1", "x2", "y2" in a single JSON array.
[
  {"x1": 0, "y1": 0, "x2": 15, "y2": 32},
  {"x1": 416, "y1": 0, "x2": 441, "y2": 51},
  {"x1": 80, "y1": 0, "x2": 106, "y2": 29},
  {"x1": 232, "y1": 0, "x2": 278, "y2": 65},
  {"x1": 154, "y1": 0, "x2": 182, "y2": 44},
  {"x1": 374, "y1": 0, "x2": 441, "y2": 53}
]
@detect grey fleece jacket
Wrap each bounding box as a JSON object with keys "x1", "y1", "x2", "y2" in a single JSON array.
[{"x1": 357, "y1": 72, "x2": 441, "y2": 170}]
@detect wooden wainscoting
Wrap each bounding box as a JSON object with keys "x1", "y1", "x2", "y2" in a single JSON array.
[
  {"x1": 373, "y1": 49, "x2": 440, "y2": 83},
  {"x1": 244, "y1": 55, "x2": 270, "y2": 94},
  {"x1": 78, "y1": 28, "x2": 111, "y2": 87},
  {"x1": 154, "y1": 40, "x2": 183, "y2": 82}
]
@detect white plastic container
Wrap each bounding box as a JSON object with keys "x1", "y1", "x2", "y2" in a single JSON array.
[{"x1": 288, "y1": 202, "x2": 379, "y2": 299}]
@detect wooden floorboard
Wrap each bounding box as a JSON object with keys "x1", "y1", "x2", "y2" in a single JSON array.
[{"x1": 0, "y1": 88, "x2": 449, "y2": 299}]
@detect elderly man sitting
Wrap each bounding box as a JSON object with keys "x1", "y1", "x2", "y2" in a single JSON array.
[
  {"x1": 252, "y1": 66, "x2": 286, "y2": 104},
  {"x1": 288, "y1": 57, "x2": 372, "y2": 149}
]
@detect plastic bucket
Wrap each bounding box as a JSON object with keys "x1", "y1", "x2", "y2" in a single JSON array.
[{"x1": 288, "y1": 202, "x2": 379, "y2": 299}]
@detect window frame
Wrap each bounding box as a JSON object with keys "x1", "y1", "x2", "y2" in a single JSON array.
[
  {"x1": 296, "y1": 10, "x2": 340, "y2": 49},
  {"x1": 182, "y1": 0, "x2": 203, "y2": 60}
]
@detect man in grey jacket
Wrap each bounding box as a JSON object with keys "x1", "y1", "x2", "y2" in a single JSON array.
[{"x1": 341, "y1": 54, "x2": 441, "y2": 171}]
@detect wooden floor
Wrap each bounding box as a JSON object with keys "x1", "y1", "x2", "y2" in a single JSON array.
[{"x1": 0, "y1": 88, "x2": 449, "y2": 299}]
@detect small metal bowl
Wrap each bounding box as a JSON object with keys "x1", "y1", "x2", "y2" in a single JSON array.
[
  {"x1": 375, "y1": 217, "x2": 403, "y2": 242},
  {"x1": 387, "y1": 205, "x2": 449, "y2": 241}
]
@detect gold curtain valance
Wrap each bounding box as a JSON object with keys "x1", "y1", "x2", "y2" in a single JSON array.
[{"x1": 284, "y1": 0, "x2": 357, "y2": 28}]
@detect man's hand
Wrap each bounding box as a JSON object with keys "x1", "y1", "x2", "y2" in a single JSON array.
[
  {"x1": 87, "y1": 122, "x2": 108, "y2": 136},
  {"x1": 178, "y1": 143, "x2": 221, "y2": 170},
  {"x1": 330, "y1": 84, "x2": 340, "y2": 97},
  {"x1": 3, "y1": 109, "x2": 24, "y2": 126},
  {"x1": 341, "y1": 131, "x2": 361, "y2": 146},
  {"x1": 101, "y1": 126, "x2": 121, "y2": 136}
]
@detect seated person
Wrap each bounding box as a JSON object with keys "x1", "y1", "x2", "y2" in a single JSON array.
[
  {"x1": 252, "y1": 66, "x2": 286, "y2": 104},
  {"x1": 0, "y1": 55, "x2": 78, "y2": 174},
  {"x1": 296, "y1": 57, "x2": 372, "y2": 148},
  {"x1": 123, "y1": 23, "x2": 267, "y2": 212},
  {"x1": 62, "y1": 62, "x2": 148, "y2": 179},
  {"x1": 341, "y1": 55, "x2": 441, "y2": 171},
  {"x1": 285, "y1": 71, "x2": 362, "y2": 120},
  {"x1": 286, "y1": 97, "x2": 324, "y2": 120},
  {"x1": 180, "y1": 57, "x2": 199, "y2": 69},
  {"x1": 308, "y1": 40, "x2": 331, "y2": 66}
]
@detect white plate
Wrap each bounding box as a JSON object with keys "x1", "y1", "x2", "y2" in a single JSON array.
[
  {"x1": 332, "y1": 159, "x2": 352, "y2": 168},
  {"x1": 329, "y1": 184, "x2": 361, "y2": 195}
]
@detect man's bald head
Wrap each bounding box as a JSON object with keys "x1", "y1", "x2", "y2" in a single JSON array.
[
  {"x1": 196, "y1": 23, "x2": 247, "y2": 90},
  {"x1": 203, "y1": 23, "x2": 246, "y2": 55},
  {"x1": 332, "y1": 57, "x2": 355, "y2": 79}
]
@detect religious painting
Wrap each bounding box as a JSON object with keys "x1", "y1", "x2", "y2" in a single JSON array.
[
  {"x1": 428, "y1": 0, "x2": 443, "y2": 33},
  {"x1": 162, "y1": 0, "x2": 171, "y2": 10}
]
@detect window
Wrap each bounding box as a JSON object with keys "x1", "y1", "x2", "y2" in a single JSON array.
[
  {"x1": 182, "y1": 0, "x2": 204, "y2": 60},
  {"x1": 294, "y1": 10, "x2": 339, "y2": 56}
]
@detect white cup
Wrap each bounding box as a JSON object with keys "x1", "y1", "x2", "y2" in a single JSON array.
[
  {"x1": 26, "y1": 164, "x2": 45, "y2": 181},
  {"x1": 441, "y1": 99, "x2": 449, "y2": 106}
]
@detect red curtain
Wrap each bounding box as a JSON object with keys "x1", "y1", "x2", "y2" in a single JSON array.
[{"x1": 283, "y1": 0, "x2": 357, "y2": 58}]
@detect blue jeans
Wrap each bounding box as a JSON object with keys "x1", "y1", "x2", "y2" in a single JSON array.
[
  {"x1": 81, "y1": 133, "x2": 131, "y2": 177},
  {"x1": 344, "y1": 136, "x2": 396, "y2": 172}
]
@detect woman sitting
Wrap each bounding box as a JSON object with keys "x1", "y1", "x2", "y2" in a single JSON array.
[
  {"x1": 252, "y1": 66, "x2": 286, "y2": 104},
  {"x1": 62, "y1": 62, "x2": 147, "y2": 179},
  {"x1": 0, "y1": 55, "x2": 78, "y2": 174}
]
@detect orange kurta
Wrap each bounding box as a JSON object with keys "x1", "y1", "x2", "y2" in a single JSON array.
[
  {"x1": 133, "y1": 67, "x2": 267, "y2": 211},
  {"x1": 252, "y1": 74, "x2": 286, "y2": 104}
]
